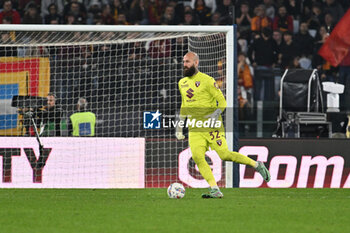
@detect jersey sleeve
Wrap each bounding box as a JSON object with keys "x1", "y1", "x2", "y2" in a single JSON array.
[
  {"x1": 207, "y1": 78, "x2": 227, "y2": 112},
  {"x1": 178, "y1": 81, "x2": 186, "y2": 118}
]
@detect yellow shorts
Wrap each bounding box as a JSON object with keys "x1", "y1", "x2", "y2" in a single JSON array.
[{"x1": 188, "y1": 128, "x2": 229, "y2": 156}]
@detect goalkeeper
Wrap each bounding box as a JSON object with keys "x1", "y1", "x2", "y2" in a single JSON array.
[{"x1": 176, "y1": 52, "x2": 270, "y2": 198}]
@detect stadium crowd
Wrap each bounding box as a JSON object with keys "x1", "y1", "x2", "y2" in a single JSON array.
[
  {"x1": 0, "y1": 0, "x2": 350, "y2": 137},
  {"x1": 1, "y1": 0, "x2": 349, "y2": 99}
]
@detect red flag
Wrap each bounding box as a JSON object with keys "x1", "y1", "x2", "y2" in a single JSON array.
[{"x1": 318, "y1": 9, "x2": 350, "y2": 67}]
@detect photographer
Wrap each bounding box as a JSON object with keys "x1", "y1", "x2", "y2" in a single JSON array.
[{"x1": 35, "y1": 92, "x2": 63, "y2": 136}]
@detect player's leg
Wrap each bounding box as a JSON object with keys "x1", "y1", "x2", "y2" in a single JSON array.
[
  {"x1": 189, "y1": 132, "x2": 223, "y2": 198},
  {"x1": 208, "y1": 129, "x2": 270, "y2": 182},
  {"x1": 189, "y1": 132, "x2": 216, "y2": 187}
]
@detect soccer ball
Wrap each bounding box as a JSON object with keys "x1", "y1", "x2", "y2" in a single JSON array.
[{"x1": 167, "y1": 183, "x2": 185, "y2": 199}]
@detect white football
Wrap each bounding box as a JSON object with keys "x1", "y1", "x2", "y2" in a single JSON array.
[{"x1": 167, "y1": 183, "x2": 185, "y2": 199}]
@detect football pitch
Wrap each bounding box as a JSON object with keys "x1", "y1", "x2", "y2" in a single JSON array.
[{"x1": 0, "y1": 188, "x2": 349, "y2": 233}]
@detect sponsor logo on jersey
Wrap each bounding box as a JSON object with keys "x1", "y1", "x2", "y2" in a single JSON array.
[
  {"x1": 195, "y1": 81, "x2": 200, "y2": 87},
  {"x1": 186, "y1": 88, "x2": 194, "y2": 98},
  {"x1": 216, "y1": 139, "x2": 222, "y2": 146}
]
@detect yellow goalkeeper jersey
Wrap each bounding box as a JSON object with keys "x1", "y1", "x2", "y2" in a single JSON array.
[{"x1": 178, "y1": 71, "x2": 227, "y2": 130}]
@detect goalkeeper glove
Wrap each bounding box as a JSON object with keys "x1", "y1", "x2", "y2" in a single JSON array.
[
  {"x1": 204, "y1": 109, "x2": 222, "y2": 123},
  {"x1": 175, "y1": 117, "x2": 185, "y2": 140},
  {"x1": 176, "y1": 131, "x2": 185, "y2": 140}
]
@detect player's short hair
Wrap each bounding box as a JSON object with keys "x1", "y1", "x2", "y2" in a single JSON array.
[
  {"x1": 47, "y1": 92, "x2": 57, "y2": 98},
  {"x1": 77, "y1": 97, "x2": 88, "y2": 110}
]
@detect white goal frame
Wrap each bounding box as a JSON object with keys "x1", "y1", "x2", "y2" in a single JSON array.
[{"x1": 0, "y1": 24, "x2": 236, "y2": 188}]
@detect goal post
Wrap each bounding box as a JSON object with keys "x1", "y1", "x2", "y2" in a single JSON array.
[{"x1": 0, "y1": 25, "x2": 237, "y2": 188}]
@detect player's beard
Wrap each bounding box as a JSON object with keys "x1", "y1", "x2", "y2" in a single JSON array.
[{"x1": 184, "y1": 65, "x2": 196, "y2": 77}]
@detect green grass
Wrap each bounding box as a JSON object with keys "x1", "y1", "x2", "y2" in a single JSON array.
[{"x1": 0, "y1": 188, "x2": 349, "y2": 233}]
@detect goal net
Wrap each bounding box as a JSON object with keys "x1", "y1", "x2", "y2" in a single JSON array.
[{"x1": 0, "y1": 25, "x2": 235, "y2": 188}]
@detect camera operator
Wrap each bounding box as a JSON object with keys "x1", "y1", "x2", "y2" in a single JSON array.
[{"x1": 35, "y1": 92, "x2": 63, "y2": 136}]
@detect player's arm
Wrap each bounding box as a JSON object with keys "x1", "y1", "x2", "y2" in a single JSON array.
[
  {"x1": 209, "y1": 79, "x2": 227, "y2": 112},
  {"x1": 176, "y1": 81, "x2": 186, "y2": 140},
  {"x1": 205, "y1": 79, "x2": 227, "y2": 120}
]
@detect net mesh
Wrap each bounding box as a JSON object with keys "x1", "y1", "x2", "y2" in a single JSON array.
[{"x1": 0, "y1": 28, "x2": 228, "y2": 188}]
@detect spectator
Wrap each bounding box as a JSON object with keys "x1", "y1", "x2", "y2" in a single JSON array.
[
  {"x1": 168, "y1": 0, "x2": 184, "y2": 25},
  {"x1": 215, "y1": 58, "x2": 226, "y2": 90},
  {"x1": 86, "y1": 1, "x2": 101, "y2": 25},
  {"x1": 85, "y1": 0, "x2": 108, "y2": 10},
  {"x1": 237, "y1": 29, "x2": 249, "y2": 54},
  {"x1": 248, "y1": 27, "x2": 278, "y2": 100},
  {"x1": 251, "y1": 4, "x2": 272, "y2": 33},
  {"x1": 285, "y1": 0, "x2": 302, "y2": 19},
  {"x1": 44, "y1": 4, "x2": 63, "y2": 24},
  {"x1": 183, "y1": 5, "x2": 193, "y2": 15},
  {"x1": 128, "y1": 0, "x2": 148, "y2": 25},
  {"x1": 68, "y1": 98, "x2": 96, "y2": 136},
  {"x1": 115, "y1": 11, "x2": 129, "y2": 24},
  {"x1": 183, "y1": 11, "x2": 198, "y2": 25},
  {"x1": 298, "y1": 55, "x2": 312, "y2": 69},
  {"x1": 128, "y1": 41, "x2": 146, "y2": 61},
  {"x1": 236, "y1": 1, "x2": 252, "y2": 31},
  {"x1": 111, "y1": 0, "x2": 128, "y2": 23},
  {"x1": 323, "y1": 12, "x2": 335, "y2": 33},
  {"x1": 148, "y1": 38, "x2": 172, "y2": 86},
  {"x1": 272, "y1": 29, "x2": 284, "y2": 51},
  {"x1": 0, "y1": 31, "x2": 17, "y2": 56},
  {"x1": 314, "y1": 24, "x2": 328, "y2": 45},
  {"x1": 312, "y1": 25, "x2": 336, "y2": 82},
  {"x1": 248, "y1": 27, "x2": 277, "y2": 68},
  {"x1": 193, "y1": 0, "x2": 211, "y2": 25},
  {"x1": 17, "y1": 0, "x2": 41, "y2": 16},
  {"x1": 237, "y1": 86, "x2": 252, "y2": 122},
  {"x1": 306, "y1": 2, "x2": 323, "y2": 30},
  {"x1": 146, "y1": 0, "x2": 165, "y2": 25},
  {"x1": 272, "y1": 5, "x2": 294, "y2": 33},
  {"x1": 323, "y1": 0, "x2": 344, "y2": 23},
  {"x1": 101, "y1": 4, "x2": 116, "y2": 25},
  {"x1": 237, "y1": 52, "x2": 254, "y2": 108},
  {"x1": 278, "y1": 31, "x2": 299, "y2": 69},
  {"x1": 63, "y1": 0, "x2": 87, "y2": 24},
  {"x1": 191, "y1": 0, "x2": 216, "y2": 13},
  {"x1": 65, "y1": 11, "x2": 77, "y2": 24},
  {"x1": 148, "y1": 39, "x2": 171, "y2": 59},
  {"x1": 209, "y1": 11, "x2": 221, "y2": 25},
  {"x1": 171, "y1": 37, "x2": 188, "y2": 64},
  {"x1": 41, "y1": 0, "x2": 64, "y2": 17},
  {"x1": 263, "y1": 0, "x2": 275, "y2": 19},
  {"x1": 160, "y1": 4, "x2": 177, "y2": 25},
  {"x1": 216, "y1": 0, "x2": 233, "y2": 24},
  {"x1": 294, "y1": 21, "x2": 314, "y2": 57},
  {"x1": 289, "y1": 56, "x2": 301, "y2": 68},
  {"x1": 22, "y1": 3, "x2": 42, "y2": 24},
  {"x1": 0, "y1": 0, "x2": 21, "y2": 24}
]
